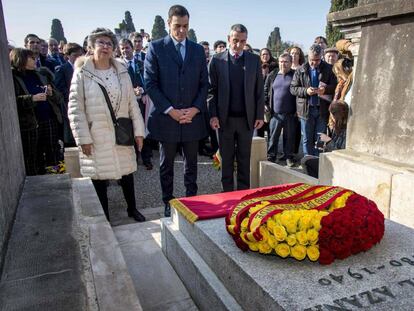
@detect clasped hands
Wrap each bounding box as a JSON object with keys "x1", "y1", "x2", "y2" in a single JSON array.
[
  {"x1": 32, "y1": 84, "x2": 53, "y2": 102},
  {"x1": 168, "y1": 107, "x2": 199, "y2": 124},
  {"x1": 307, "y1": 86, "x2": 325, "y2": 96}
]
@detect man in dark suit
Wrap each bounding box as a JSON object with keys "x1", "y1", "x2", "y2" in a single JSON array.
[
  {"x1": 129, "y1": 32, "x2": 146, "y2": 63},
  {"x1": 119, "y1": 38, "x2": 153, "y2": 170},
  {"x1": 208, "y1": 24, "x2": 264, "y2": 192},
  {"x1": 54, "y1": 43, "x2": 84, "y2": 147},
  {"x1": 144, "y1": 5, "x2": 209, "y2": 216},
  {"x1": 24, "y1": 34, "x2": 57, "y2": 73}
]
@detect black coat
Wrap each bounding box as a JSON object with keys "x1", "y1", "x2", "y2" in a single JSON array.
[
  {"x1": 208, "y1": 51, "x2": 264, "y2": 130},
  {"x1": 12, "y1": 67, "x2": 63, "y2": 131},
  {"x1": 290, "y1": 61, "x2": 337, "y2": 121}
]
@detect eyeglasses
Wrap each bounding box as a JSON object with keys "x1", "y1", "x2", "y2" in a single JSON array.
[{"x1": 95, "y1": 40, "x2": 113, "y2": 48}]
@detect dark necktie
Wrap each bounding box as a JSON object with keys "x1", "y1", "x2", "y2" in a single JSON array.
[
  {"x1": 234, "y1": 53, "x2": 239, "y2": 59},
  {"x1": 176, "y1": 43, "x2": 183, "y2": 62},
  {"x1": 36, "y1": 58, "x2": 41, "y2": 68}
]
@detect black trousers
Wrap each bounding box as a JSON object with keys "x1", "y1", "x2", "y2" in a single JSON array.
[
  {"x1": 92, "y1": 173, "x2": 136, "y2": 221},
  {"x1": 21, "y1": 128, "x2": 39, "y2": 176},
  {"x1": 37, "y1": 118, "x2": 59, "y2": 174},
  {"x1": 159, "y1": 141, "x2": 198, "y2": 204},
  {"x1": 218, "y1": 117, "x2": 253, "y2": 192}
]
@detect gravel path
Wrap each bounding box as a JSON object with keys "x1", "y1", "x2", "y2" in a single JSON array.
[{"x1": 108, "y1": 151, "x2": 222, "y2": 226}]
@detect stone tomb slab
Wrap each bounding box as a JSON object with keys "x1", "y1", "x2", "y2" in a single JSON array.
[{"x1": 169, "y1": 211, "x2": 414, "y2": 311}]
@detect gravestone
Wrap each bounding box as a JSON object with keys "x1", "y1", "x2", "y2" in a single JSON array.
[
  {"x1": 0, "y1": 1, "x2": 25, "y2": 268},
  {"x1": 320, "y1": 0, "x2": 414, "y2": 228},
  {"x1": 162, "y1": 209, "x2": 414, "y2": 311}
]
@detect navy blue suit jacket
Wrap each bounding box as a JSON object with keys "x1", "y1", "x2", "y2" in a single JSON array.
[
  {"x1": 144, "y1": 36, "x2": 208, "y2": 142},
  {"x1": 54, "y1": 62, "x2": 73, "y2": 103}
]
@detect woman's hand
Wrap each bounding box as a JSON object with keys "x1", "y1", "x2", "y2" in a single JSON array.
[
  {"x1": 32, "y1": 93, "x2": 47, "y2": 102},
  {"x1": 46, "y1": 84, "x2": 53, "y2": 96},
  {"x1": 135, "y1": 136, "x2": 144, "y2": 152},
  {"x1": 319, "y1": 133, "x2": 332, "y2": 143},
  {"x1": 81, "y1": 144, "x2": 93, "y2": 156}
]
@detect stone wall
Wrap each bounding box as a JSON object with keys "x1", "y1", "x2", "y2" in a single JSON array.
[{"x1": 0, "y1": 3, "x2": 25, "y2": 268}]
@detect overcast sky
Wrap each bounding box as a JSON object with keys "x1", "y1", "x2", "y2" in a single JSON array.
[{"x1": 3, "y1": 0, "x2": 331, "y2": 51}]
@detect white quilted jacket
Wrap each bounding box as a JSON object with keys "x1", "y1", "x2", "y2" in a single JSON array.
[{"x1": 68, "y1": 56, "x2": 145, "y2": 180}]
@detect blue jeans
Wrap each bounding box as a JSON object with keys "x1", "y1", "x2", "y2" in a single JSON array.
[
  {"x1": 300, "y1": 106, "x2": 327, "y2": 156},
  {"x1": 267, "y1": 113, "x2": 296, "y2": 161}
]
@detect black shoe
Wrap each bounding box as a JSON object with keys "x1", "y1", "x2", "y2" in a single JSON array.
[
  {"x1": 164, "y1": 203, "x2": 171, "y2": 217},
  {"x1": 144, "y1": 162, "x2": 153, "y2": 170},
  {"x1": 127, "y1": 209, "x2": 146, "y2": 222}
]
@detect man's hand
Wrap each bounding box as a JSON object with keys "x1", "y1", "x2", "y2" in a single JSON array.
[
  {"x1": 210, "y1": 117, "x2": 220, "y2": 129},
  {"x1": 135, "y1": 136, "x2": 144, "y2": 151},
  {"x1": 81, "y1": 144, "x2": 93, "y2": 156},
  {"x1": 306, "y1": 87, "x2": 317, "y2": 96},
  {"x1": 179, "y1": 107, "x2": 199, "y2": 124},
  {"x1": 318, "y1": 133, "x2": 331, "y2": 143},
  {"x1": 254, "y1": 120, "x2": 264, "y2": 129},
  {"x1": 168, "y1": 108, "x2": 184, "y2": 122}
]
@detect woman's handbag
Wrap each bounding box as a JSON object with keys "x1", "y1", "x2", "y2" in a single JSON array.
[{"x1": 98, "y1": 84, "x2": 134, "y2": 146}]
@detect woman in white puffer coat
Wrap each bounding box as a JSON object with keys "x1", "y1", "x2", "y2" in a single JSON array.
[{"x1": 68, "y1": 28, "x2": 146, "y2": 222}]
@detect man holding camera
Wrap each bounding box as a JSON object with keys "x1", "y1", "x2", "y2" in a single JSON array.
[{"x1": 290, "y1": 44, "x2": 337, "y2": 156}]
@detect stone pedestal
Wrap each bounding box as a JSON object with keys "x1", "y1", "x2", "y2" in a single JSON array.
[
  {"x1": 162, "y1": 209, "x2": 414, "y2": 310},
  {"x1": 323, "y1": 0, "x2": 414, "y2": 228},
  {"x1": 250, "y1": 137, "x2": 267, "y2": 188},
  {"x1": 64, "y1": 147, "x2": 81, "y2": 178}
]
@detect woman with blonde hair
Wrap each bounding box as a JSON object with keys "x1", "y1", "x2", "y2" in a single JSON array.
[
  {"x1": 69, "y1": 28, "x2": 146, "y2": 222},
  {"x1": 333, "y1": 58, "x2": 353, "y2": 102}
]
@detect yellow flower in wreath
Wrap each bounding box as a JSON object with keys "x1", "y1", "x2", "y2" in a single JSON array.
[
  {"x1": 258, "y1": 242, "x2": 272, "y2": 254},
  {"x1": 273, "y1": 225, "x2": 288, "y2": 241},
  {"x1": 296, "y1": 231, "x2": 308, "y2": 246},
  {"x1": 291, "y1": 245, "x2": 307, "y2": 260},
  {"x1": 275, "y1": 243, "x2": 290, "y2": 258},
  {"x1": 286, "y1": 234, "x2": 297, "y2": 246},
  {"x1": 307, "y1": 245, "x2": 320, "y2": 261},
  {"x1": 267, "y1": 234, "x2": 278, "y2": 249},
  {"x1": 306, "y1": 229, "x2": 319, "y2": 245}
]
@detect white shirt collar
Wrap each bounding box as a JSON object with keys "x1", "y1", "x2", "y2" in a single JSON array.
[
  {"x1": 171, "y1": 36, "x2": 186, "y2": 48},
  {"x1": 229, "y1": 49, "x2": 243, "y2": 57}
]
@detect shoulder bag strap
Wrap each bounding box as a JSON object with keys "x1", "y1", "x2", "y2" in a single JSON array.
[{"x1": 97, "y1": 83, "x2": 117, "y2": 125}]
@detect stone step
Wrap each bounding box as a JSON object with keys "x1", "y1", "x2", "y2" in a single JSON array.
[
  {"x1": 113, "y1": 221, "x2": 198, "y2": 311},
  {"x1": 161, "y1": 218, "x2": 243, "y2": 311},
  {"x1": 166, "y1": 209, "x2": 414, "y2": 310}
]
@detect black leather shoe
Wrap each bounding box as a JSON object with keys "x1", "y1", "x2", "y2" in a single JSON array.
[
  {"x1": 164, "y1": 203, "x2": 171, "y2": 217},
  {"x1": 127, "y1": 209, "x2": 146, "y2": 222}
]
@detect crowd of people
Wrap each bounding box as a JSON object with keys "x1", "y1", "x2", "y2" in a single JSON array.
[{"x1": 9, "y1": 4, "x2": 355, "y2": 221}]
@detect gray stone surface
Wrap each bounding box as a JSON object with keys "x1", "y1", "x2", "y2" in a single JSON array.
[
  {"x1": 72, "y1": 177, "x2": 142, "y2": 311},
  {"x1": 0, "y1": 175, "x2": 87, "y2": 310},
  {"x1": 259, "y1": 161, "x2": 318, "y2": 187},
  {"x1": 167, "y1": 210, "x2": 414, "y2": 311},
  {"x1": 0, "y1": 2, "x2": 25, "y2": 268},
  {"x1": 113, "y1": 221, "x2": 198, "y2": 311},
  {"x1": 161, "y1": 219, "x2": 242, "y2": 311},
  {"x1": 390, "y1": 172, "x2": 414, "y2": 229}
]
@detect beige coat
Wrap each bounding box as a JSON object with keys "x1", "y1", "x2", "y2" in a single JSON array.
[{"x1": 68, "y1": 56, "x2": 145, "y2": 180}]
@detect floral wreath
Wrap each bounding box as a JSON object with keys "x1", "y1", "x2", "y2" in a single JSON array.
[{"x1": 226, "y1": 183, "x2": 384, "y2": 265}]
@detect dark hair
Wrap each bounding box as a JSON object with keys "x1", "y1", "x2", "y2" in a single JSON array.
[
  {"x1": 10, "y1": 48, "x2": 34, "y2": 72},
  {"x1": 119, "y1": 38, "x2": 133, "y2": 49},
  {"x1": 259, "y1": 48, "x2": 276, "y2": 64},
  {"x1": 63, "y1": 43, "x2": 83, "y2": 56},
  {"x1": 24, "y1": 34, "x2": 39, "y2": 45},
  {"x1": 128, "y1": 32, "x2": 143, "y2": 41},
  {"x1": 198, "y1": 41, "x2": 209, "y2": 46},
  {"x1": 244, "y1": 44, "x2": 253, "y2": 52},
  {"x1": 328, "y1": 100, "x2": 349, "y2": 133},
  {"x1": 314, "y1": 36, "x2": 327, "y2": 45},
  {"x1": 230, "y1": 24, "x2": 248, "y2": 35},
  {"x1": 168, "y1": 5, "x2": 190, "y2": 19},
  {"x1": 213, "y1": 40, "x2": 226, "y2": 50},
  {"x1": 287, "y1": 46, "x2": 305, "y2": 65}
]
